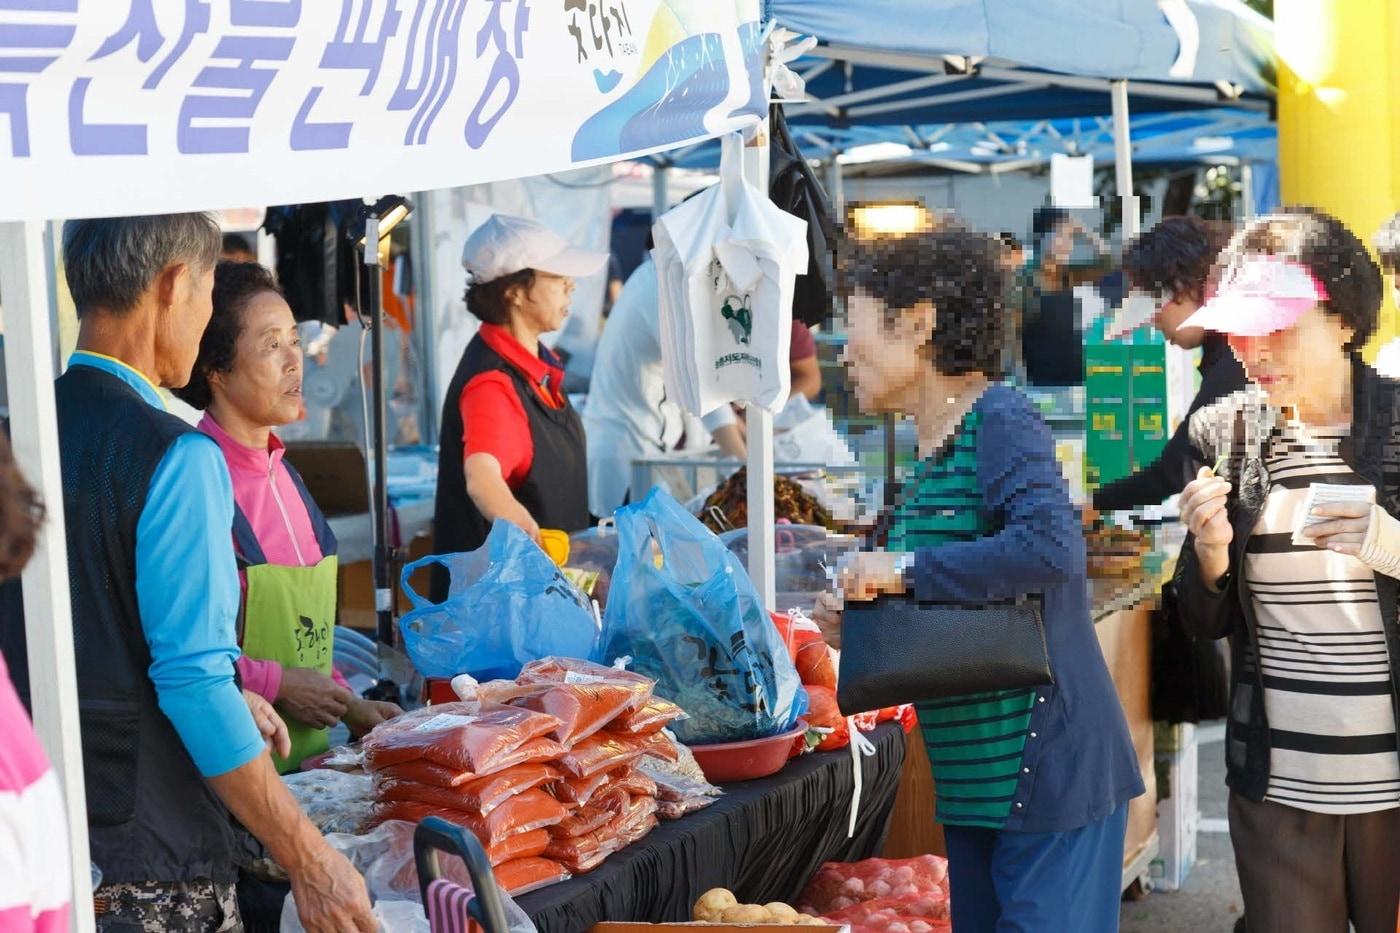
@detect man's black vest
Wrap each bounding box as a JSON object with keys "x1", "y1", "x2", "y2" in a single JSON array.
[
  {"x1": 56, "y1": 365, "x2": 241, "y2": 884},
  {"x1": 432, "y1": 334, "x2": 589, "y2": 602}
]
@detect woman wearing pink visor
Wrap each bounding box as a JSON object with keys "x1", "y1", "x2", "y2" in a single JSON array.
[{"x1": 1174, "y1": 209, "x2": 1399, "y2": 933}]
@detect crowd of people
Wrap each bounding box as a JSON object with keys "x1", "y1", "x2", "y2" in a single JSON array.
[{"x1": 0, "y1": 198, "x2": 1397, "y2": 932}]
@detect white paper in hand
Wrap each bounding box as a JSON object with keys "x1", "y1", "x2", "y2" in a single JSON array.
[{"x1": 1292, "y1": 483, "x2": 1375, "y2": 547}]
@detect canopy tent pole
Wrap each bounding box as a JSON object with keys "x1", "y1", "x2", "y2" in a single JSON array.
[
  {"x1": 742, "y1": 120, "x2": 777, "y2": 610},
  {"x1": 1110, "y1": 79, "x2": 1140, "y2": 242},
  {"x1": 1240, "y1": 161, "x2": 1257, "y2": 219},
  {"x1": 653, "y1": 166, "x2": 671, "y2": 221},
  {"x1": 827, "y1": 158, "x2": 846, "y2": 215},
  {"x1": 0, "y1": 221, "x2": 96, "y2": 931}
]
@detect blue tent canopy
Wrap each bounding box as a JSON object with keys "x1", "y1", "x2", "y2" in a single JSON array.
[{"x1": 766, "y1": 0, "x2": 1274, "y2": 92}]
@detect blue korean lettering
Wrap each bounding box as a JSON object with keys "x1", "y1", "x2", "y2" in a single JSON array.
[
  {"x1": 292, "y1": 0, "x2": 402, "y2": 151},
  {"x1": 0, "y1": 2, "x2": 77, "y2": 157},
  {"x1": 178, "y1": 34, "x2": 295, "y2": 154},
  {"x1": 464, "y1": 0, "x2": 529, "y2": 150},
  {"x1": 230, "y1": 0, "x2": 301, "y2": 28},
  {"x1": 388, "y1": 0, "x2": 466, "y2": 146},
  {"x1": 90, "y1": 0, "x2": 163, "y2": 63},
  {"x1": 145, "y1": 0, "x2": 211, "y2": 90}
]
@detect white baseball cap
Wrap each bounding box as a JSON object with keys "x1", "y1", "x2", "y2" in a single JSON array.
[{"x1": 461, "y1": 214, "x2": 608, "y2": 284}]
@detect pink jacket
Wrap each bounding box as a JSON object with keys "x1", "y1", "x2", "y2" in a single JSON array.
[{"x1": 199, "y1": 414, "x2": 348, "y2": 702}]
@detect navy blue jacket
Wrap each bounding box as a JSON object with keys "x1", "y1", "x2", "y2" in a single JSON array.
[{"x1": 908, "y1": 384, "x2": 1146, "y2": 833}]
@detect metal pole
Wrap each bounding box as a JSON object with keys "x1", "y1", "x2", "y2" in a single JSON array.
[
  {"x1": 410, "y1": 197, "x2": 439, "y2": 447},
  {"x1": 742, "y1": 119, "x2": 777, "y2": 610},
  {"x1": 1240, "y1": 161, "x2": 1257, "y2": 219},
  {"x1": 0, "y1": 221, "x2": 95, "y2": 931},
  {"x1": 364, "y1": 216, "x2": 394, "y2": 648},
  {"x1": 1111, "y1": 79, "x2": 1140, "y2": 241},
  {"x1": 827, "y1": 157, "x2": 846, "y2": 216},
  {"x1": 652, "y1": 166, "x2": 670, "y2": 221}
]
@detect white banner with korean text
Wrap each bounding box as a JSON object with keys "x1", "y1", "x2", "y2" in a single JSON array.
[{"x1": 0, "y1": 0, "x2": 764, "y2": 220}]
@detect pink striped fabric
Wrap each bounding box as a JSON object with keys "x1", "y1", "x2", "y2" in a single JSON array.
[
  {"x1": 0, "y1": 655, "x2": 71, "y2": 933},
  {"x1": 426, "y1": 879, "x2": 474, "y2": 933}
]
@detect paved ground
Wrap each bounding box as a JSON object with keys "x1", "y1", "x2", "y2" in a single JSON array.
[{"x1": 1121, "y1": 722, "x2": 1246, "y2": 933}]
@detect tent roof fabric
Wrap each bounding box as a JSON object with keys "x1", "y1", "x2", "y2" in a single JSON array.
[{"x1": 766, "y1": 0, "x2": 1275, "y2": 93}]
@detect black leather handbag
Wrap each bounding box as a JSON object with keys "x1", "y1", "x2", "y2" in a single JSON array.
[{"x1": 837, "y1": 595, "x2": 1053, "y2": 714}]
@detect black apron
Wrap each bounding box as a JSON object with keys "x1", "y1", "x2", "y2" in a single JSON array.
[{"x1": 432, "y1": 334, "x2": 589, "y2": 601}]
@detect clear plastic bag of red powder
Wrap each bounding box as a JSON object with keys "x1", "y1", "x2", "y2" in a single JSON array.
[
  {"x1": 363, "y1": 804, "x2": 552, "y2": 867},
  {"x1": 374, "y1": 763, "x2": 560, "y2": 815},
  {"x1": 476, "y1": 680, "x2": 643, "y2": 745},
  {"x1": 555, "y1": 733, "x2": 649, "y2": 779},
  {"x1": 543, "y1": 831, "x2": 623, "y2": 874},
  {"x1": 550, "y1": 804, "x2": 614, "y2": 839},
  {"x1": 550, "y1": 768, "x2": 615, "y2": 806},
  {"x1": 362, "y1": 704, "x2": 563, "y2": 775},
  {"x1": 369, "y1": 789, "x2": 566, "y2": 848},
  {"x1": 657, "y1": 796, "x2": 715, "y2": 820},
  {"x1": 636, "y1": 730, "x2": 680, "y2": 763},
  {"x1": 517, "y1": 658, "x2": 656, "y2": 707},
  {"x1": 608, "y1": 695, "x2": 687, "y2": 736},
  {"x1": 494, "y1": 857, "x2": 572, "y2": 896},
  {"x1": 592, "y1": 773, "x2": 658, "y2": 814}
]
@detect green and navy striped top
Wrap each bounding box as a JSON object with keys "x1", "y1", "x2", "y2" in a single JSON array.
[{"x1": 887, "y1": 408, "x2": 1035, "y2": 829}]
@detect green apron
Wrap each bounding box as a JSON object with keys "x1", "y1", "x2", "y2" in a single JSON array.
[{"x1": 240, "y1": 554, "x2": 340, "y2": 773}]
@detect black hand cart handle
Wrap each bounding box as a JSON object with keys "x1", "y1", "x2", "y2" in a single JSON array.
[{"x1": 413, "y1": 817, "x2": 512, "y2": 933}]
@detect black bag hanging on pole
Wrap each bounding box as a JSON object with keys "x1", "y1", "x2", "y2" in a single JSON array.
[{"x1": 769, "y1": 107, "x2": 837, "y2": 328}]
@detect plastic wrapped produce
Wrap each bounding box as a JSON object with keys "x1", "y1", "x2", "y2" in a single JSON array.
[
  {"x1": 550, "y1": 768, "x2": 616, "y2": 806},
  {"x1": 643, "y1": 767, "x2": 721, "y2": 819},
  {"x1": 517, "y1": 657, "x2": 654, "y2": 704},
  {"x1": 281, "y1": 770, "x2": 375, "y2": 835},
  {"x1": 494, "y1": 857, "x2": 571, "y2": 896},
  {"x1": 550, "y1": 805, "x2": 614, "y2": 839},
  {"x1": 608, "y1": 695, "x2": 687, "y2": 736},
  {"x1": 555, "y1": 733, "x2": 649, "y2": 780},
  {"x1": 363, "y1": 705, "x2": 564, "y2": 774}
]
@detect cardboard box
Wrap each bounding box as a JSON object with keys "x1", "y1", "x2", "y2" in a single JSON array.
[{"x1": 1150, "y1": 723, "x2": 1199, "y2": 892}]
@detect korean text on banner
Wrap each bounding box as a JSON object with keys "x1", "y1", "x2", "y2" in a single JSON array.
[{"x1": 0, "y1": 0, "x2": 765, "y2": 221}]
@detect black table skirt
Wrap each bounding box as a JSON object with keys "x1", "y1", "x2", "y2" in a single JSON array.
[{"x1": 516, "y1": 723, "x2": 908, "y2": 933}]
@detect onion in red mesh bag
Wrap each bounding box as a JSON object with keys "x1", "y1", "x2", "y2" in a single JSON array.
[
  {"x1": 494, "y1": 857, "x2": 571, "y2": 896},
  {"x1": 362, "y1": 705, "x2": 563, "y2": 774},
  {"x1": 477, "y1": 680, "x2": 643, "y2": 745},
  {"x1": 555, "y1": 733, "x2": 648, "y2": 779},
  {"x1": 797, "y1": 857, "x2": 949, "y2": 916}
]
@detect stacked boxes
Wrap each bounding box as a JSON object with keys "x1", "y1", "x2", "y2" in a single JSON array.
[{"x1": 1085, "y1": 325, "x2": 1168, "y2": 489}]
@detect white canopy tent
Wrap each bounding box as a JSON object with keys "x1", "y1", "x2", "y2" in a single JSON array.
[{"x1": 0, "y1": 2, "x2": 776, "y2": 927}]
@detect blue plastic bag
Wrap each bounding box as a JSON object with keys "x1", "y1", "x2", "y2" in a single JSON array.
[
  {"x1": 399, "y1": 521, "x2": 599, "y2": 681},
  {"x1": 600, "y1": 488, "x2": 808, "y2": 745}
]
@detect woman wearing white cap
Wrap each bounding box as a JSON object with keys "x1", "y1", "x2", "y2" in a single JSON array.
[
  {"x1": 1175, "y1": 209, "x2": 1398, "y2": 932},
  {"x1": 431, "y1": 215, "x2": 607, "y2": 600}
]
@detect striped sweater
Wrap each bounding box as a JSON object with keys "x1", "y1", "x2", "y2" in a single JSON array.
[
  {"x1": 0, "y1": 653, "x2": 70, "y2": 932},
  {"x1": 889, "y1": 408, "x2": 1036, "y2": 829}
]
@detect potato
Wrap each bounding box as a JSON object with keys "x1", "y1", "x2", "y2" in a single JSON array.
[
  {"x1": 720, "y1": 905, "x2": 771, "y2": 925},
  {"x1": 796, "y1": 917, "x2": 828, "y2": 927},
  {"x1": 693, "y1": 889, "x2": 739, "y2": 922},
  {"x1": 764, "y1": 903, "x2": 801, "y2": 924}
]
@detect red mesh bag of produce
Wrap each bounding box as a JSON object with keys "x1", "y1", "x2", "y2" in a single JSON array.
[
  {"x1": 550, "y1": 768, "x2": 615, "y2": 806},
  {"x1": 476, "y1": 681, "x2": 642, "y2": 745},
  {"x1": 493, "y1": 857, "x2": 571, "y2": 896},
  {"x1": 550, "y1": 804, "x2": 614, "y2": 839},
  {"x1": 370, "y1": 790, "x2": 567, "y2": 847},
  {"x1": 804, "y1": 687, "x2": 851, "y2": 752},
  {"x1": 796, "y1": 856, "x2": 950, "y2": 915},
  {"x1": 363, "y1": 705, "x2": 563, "y2": 774},
  {"x1": 555, "y1": 733, "x2": 648, "y2": 779},
  {"x1": 374, "y1": 763, "x2": 559, "y2": 812},
  {"x1": 608, "y1": 695, "x2": 686, "y2": 736},
  {"x1": 820, "y1": 897, "x2": 952, "y2": 933}
]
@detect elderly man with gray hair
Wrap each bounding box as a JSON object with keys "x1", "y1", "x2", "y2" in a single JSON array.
[{"x1": 51, "y1": 213, "x2": 373, "y2": 932}]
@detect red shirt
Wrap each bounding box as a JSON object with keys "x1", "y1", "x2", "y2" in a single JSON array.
[{"x1": 459, "y1": 324, "x2": 567, "y2": 488}]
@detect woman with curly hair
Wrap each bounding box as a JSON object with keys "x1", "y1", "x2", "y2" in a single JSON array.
[
  {"x1": 0, "y1": 434, "x2": 71, "y2": 932},
  {"x1": 812, "y1": 225, "x2": 1143, "y2": 932}
]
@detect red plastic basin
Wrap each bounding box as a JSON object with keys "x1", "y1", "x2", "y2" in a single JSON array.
[{"x1": 689, "y1": 720, "x2": 808, "y2": 784}]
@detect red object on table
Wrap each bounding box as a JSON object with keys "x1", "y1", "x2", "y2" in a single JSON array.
[
  {"x1": 689, "y1": 720, "x2": 808, "y2": 783},
  {"x1": 424, "y1": 678, "x2": 459, "y2": 706}
]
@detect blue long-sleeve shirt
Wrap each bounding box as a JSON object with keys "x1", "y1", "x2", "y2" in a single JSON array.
[{"x1": 69, "y1": 352, "x2": 265, "y2": 777}]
